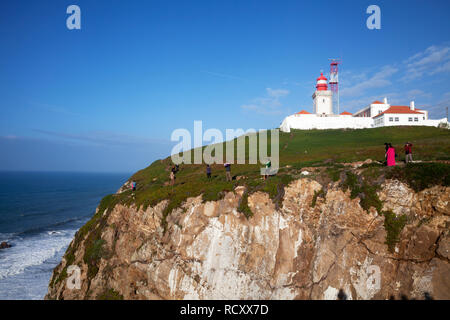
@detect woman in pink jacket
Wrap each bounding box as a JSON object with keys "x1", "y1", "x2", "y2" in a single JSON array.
[{"x1": 386, "y1": 143, "x2": 396, "y2": 166}]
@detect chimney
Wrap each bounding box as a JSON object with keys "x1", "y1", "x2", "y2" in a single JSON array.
[
  {"x1": 410, "y1": 101, "x2": 415, "y2": 110},
  {"x1": 383, "y1": 97, "x2": 388, "y2": 104}
]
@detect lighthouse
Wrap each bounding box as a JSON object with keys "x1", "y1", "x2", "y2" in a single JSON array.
[
  {"x1": 312, "y1": 72, "x2": 333, "y2": 115},
  {"x1": 279, "y1": 61, "x2": 447, "y2": 132}
]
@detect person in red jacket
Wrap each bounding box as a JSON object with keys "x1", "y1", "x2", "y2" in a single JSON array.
[
  {"x1": 404, "y1": 142, "x2": 413, "y2": 163},
  {"x1": 386, "y1": 143, "x2": 396, "y2": 167}
]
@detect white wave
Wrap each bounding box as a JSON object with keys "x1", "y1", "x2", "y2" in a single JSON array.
[
  {"x1": 0, "y1": 233, "x2": 15, "y2": 243},
  {"x1": 0, "y1": 230, "x2": 76, "y2": 280},
  {"x1": 47, "y1": 231, "x2": 62, "y2": 235}
]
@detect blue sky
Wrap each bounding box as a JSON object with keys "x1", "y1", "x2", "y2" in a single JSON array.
[{"x1": 1, "y1": 0, "x2": 449, "y2": 172}]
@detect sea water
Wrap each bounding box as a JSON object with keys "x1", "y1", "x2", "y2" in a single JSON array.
[{"x1": 0, "y1": 171, "x2": 129, "y2": 299}]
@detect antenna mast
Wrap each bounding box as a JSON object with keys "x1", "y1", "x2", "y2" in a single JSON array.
[{"x1": 328, "y1": 58, "x2": 341, "y2": 114}]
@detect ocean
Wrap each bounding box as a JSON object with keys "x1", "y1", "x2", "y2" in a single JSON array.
[{"x1": 0, "y1": 171, "x2": 129, "y2": 300}]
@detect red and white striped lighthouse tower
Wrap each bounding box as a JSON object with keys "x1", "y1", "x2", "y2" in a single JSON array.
[
  {"x1": 312, "y1": 72, "x2": 333, "y2": 115},
  {"x1": 316, "y1": 73, "x2": 328, "y2": 91}
]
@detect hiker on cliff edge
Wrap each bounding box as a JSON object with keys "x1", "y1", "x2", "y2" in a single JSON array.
[
  {"x1": 263, "y1": 159, "x2": 272, "y2": 180},
  {"x1": 131, "y1": 181, "x2": 136, "y2": 192},
  {"x1": 170, "y1": 166, "x2": 176, "y2": 185},
  {"x1": 224, "y1": 162, "x2": 232, "y2": 181},
  {"x1": 404, "y1": 142, "x2": 413, "y2": 163},
  {"x1": 206, "y1": 164, "x2": 211, "y2": 179},
  {"x1": 386, "y1": 143, "x2": 396, "y2": 167}
]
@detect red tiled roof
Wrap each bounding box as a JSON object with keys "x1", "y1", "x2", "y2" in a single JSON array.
[
  {"x1": 296, "y1": 110, "x2": 312, "y2": 115},
  {"x1": 371, "y1": 100, "x2": 384, "y2": 104},
  {"x1": 373, "y1": 106, "x2": 424, "y2": 118},
  {"x1": 340, "y1": 111, "x2": 352, "y2": 115}
]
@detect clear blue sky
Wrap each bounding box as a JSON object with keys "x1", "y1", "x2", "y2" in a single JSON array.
[{"x1": 1, "y1": 0, "x2": 449, "y2": 172}]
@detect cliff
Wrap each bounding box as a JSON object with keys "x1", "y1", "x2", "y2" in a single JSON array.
[{"x1": 46, "y1": 163, "x2": 450, "y2": 300}]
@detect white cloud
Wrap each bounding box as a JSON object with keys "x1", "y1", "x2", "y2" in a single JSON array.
[
  {"x1": 430, "y1": 60, "x2": 450, "y2": 75},
  {"x1": 266, "y1": 88, "x2": 289, "y2": 98},
  {"x1": 340, "y1": 44, "x2": 449, "y2": 111},
  {"x1": 406, "y1": 89, "x2": 432, "y2": 100},
  {"x1": 402, "y1": 45, "x2": 450, "y2": 81},
  {"x1": 405, "y1": 45, "x2": 450, "y2": 67},
  {"x1": 241, "y1": 87, "x2": 290, "y2": 115},
  {"x1": 33, "y1": 130, "x2": 169, "y2": 147},
  {"x1": 342, "y1": 92, "x2": 397, "y2": 111},
  {"x1": 340, "y1": 65, "x2": 398, "y2": 97}
]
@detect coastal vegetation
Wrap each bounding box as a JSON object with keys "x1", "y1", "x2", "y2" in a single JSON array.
[{"x1": 52, "y1": 126, "x2": 450, "y2": 286}]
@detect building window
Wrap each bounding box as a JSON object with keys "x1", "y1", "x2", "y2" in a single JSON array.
[
  {"x1": 414, "y1": 117, "x2": 418, "y2": 122},
  {"x1": 389, "y1": 117, "x2": 393, "y2": 122},
  {"x1": 395, "y1": 117, "x2": 399, "y2": 122},
  {"x1": 408, "y1": 117, "x2": 413, "y2": 122}
]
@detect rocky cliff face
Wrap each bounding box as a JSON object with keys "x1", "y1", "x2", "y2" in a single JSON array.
[{"x1": 46, "y1": 177, "x2": 450, "y2": 300}]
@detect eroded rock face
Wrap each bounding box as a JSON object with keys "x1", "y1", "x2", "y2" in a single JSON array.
[
  {"x1": 378, "y1": 179, "x2": 450, "y2": 218},
  {"x1": 46, "y1": 178, "x2": 450, "y2": 300}
]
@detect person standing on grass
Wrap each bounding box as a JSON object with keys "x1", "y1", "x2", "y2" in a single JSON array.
[
  {"x1": 170, "y1": 166, "x2": 176, "y2": 185},
  {"x1": 224, "y1": 162, "x2": 232, "y2": 181},
  {"x1": 386, "y1": 143, "x2": 396, "y2": 167},
  {"x1": 264, "y1": 159, "x2": 272, "y2": 180},
  {"x1": 404, "y1": 142, "x2": 413, "y2": 163},
  {"x1": 131, "y1": 181, "x2": 136, "y2": 192},
  {"x1": 170, "y1": 170, "x2": 175, "y2": 185},
  {"x1": 383, "y1": 143, "x2": 389, "y2": 165},
  {"x1": 206, "y1": 164, "x2": 211, "y2": 178}
]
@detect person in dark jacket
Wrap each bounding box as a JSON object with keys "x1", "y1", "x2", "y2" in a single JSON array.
[
  {"x1": 404, "y1": 142, "x2": 413, "y2": 163},
  {"x1": 206, "y1": 164, "x2": 211, "y2": 178}
]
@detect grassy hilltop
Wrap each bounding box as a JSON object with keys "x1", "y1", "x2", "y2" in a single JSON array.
[
  {"x1": 52, "y1": 126, "x2": 450, "y2": 287},
  {"x1": 104, "y1": 126, "x2": 450, "y2": 224}
]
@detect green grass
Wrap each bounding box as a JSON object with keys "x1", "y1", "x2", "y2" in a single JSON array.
[
  {"x1": 96, "y1": 288, "x2": 124, "y2": 300},
  {"x1": 311, "y1": 188, "x2": 325, "y2": 208},
  {"x1": 50, "y1": 194, "x2": 117, "y2": 288},
  {"x1": 89, "y1": 126, "x2": 450, "y2": 227},
  {"x1": 72, "y1": 126, "x2": 449, "y2": 255},
  {"x1": 341, "y1": 171, "x2": 383, "y2": 213},
  {"x1": 83, "y1": 239, "x2": 106, "y2": 280},
  {"x1": 238, "y1": 191, "x2": 253, "y2": 218},
  {"x1": 383, "y1": 210, "x2": 408, "y2": 252},
  {"x1": 342, "y1": 171, "x2": 361, "y2": 199},
  {"x1": 326, "y1": 166, "x2": 343, "y2": 182},
  {"x1": 386, "y1": 162, "x2": 450, "y2": 191}
]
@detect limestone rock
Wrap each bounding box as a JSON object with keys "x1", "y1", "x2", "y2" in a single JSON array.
[{"x1": 46, "y1": 177, "x2": 450, "y2": 300}]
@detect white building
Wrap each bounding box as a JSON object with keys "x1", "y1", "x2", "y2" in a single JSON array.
[
  {"x1": 372, "y1": 101, "x2": 436, "y2": 127},
  {"x1": 279, "y1": 72, "x2": 448, "y2": 132},
  {"x1": 353, "y1": 98, "x2": 390, "y2": 118}
]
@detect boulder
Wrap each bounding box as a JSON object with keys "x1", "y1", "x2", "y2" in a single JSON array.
[{"x1": 0, "y1": 241, "x2": 11, "y2": 249}]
